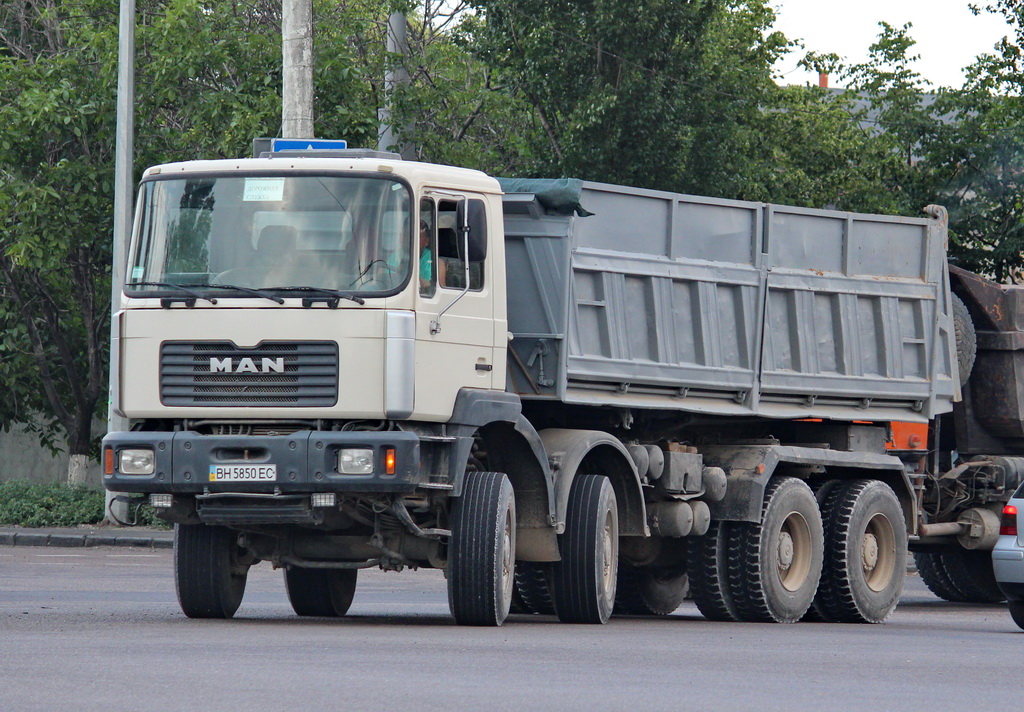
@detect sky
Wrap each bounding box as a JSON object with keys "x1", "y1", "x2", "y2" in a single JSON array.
[{"x1": 770, "y1": 0, "x2": 1015, "y2": 88}]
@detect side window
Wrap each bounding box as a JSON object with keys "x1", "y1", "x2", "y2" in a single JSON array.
[
  {"x1": 419, "y1": 198, "x2": 437, "y2": 297},
  {"x1": 438, "y1": 198, "x2": 486, "y2": 291}
]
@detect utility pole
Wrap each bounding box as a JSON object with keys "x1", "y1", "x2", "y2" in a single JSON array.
[
  {"x1": 378, "y1": 12, "x2": 415, "y2": 159},
  {"x1": 105, "y1": 0, "x2": 135, "y2": 522},
  {"x1": 282, "y1": 0, "x2": 314, "y2": 138}
]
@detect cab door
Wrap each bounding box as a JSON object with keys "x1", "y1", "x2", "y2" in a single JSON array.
[{"x1": 413, "y1": 193, "x2": 500, "y2": 420}]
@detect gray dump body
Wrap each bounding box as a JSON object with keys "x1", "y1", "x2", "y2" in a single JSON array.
[{"x1": 503, "y1": 180, "x2": 958, "y2": 423}]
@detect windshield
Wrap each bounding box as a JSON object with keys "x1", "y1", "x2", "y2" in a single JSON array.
[{"x1": 127, "y1": 173, "x2": 412, "y2": 296}]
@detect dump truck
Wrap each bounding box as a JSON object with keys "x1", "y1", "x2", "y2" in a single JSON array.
[{"x1": 103, "y1": 142, "x2": 1021, "y2": 625}]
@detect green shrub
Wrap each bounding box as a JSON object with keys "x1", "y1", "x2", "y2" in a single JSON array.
[{"x1": 0, "y1": 480, "x2": 105, "y2": 527}]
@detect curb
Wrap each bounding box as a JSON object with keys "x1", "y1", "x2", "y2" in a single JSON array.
[{"x1": 0, "y1": 528, "x2": 173, "y2": 550}]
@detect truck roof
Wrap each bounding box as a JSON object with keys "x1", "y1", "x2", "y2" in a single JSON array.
[{"x1": 142, "y1": 156, "x2": 503, "y2": 195}]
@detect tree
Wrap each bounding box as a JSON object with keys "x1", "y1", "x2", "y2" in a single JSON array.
[
  {"x1": 462, "y1": 0, "x2": 791, "y2": 196},
  {"x1": 0, "y1": 0, "x2": 118, "y2": 482},
  {"x1": 921, "y1": 2, "x2": 1024, "y2": 280},
  {"x1": 0, "y1": 0, "x2": 387, "y2": 482}
]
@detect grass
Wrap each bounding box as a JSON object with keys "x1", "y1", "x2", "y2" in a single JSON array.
[{"x1": 0, "y1": 480, "x2": 168, "y2": 528}]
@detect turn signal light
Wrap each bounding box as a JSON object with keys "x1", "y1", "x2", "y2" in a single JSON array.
[
  {"x1": 1001, "y1": 504, "x2": 1019, "y2": 536},
  {"x1": 385, "y1": 448, "x2": 396, "y2": 476},
  {"x1": 103, "y1": 447, "x2": 114, "y2": 476}
]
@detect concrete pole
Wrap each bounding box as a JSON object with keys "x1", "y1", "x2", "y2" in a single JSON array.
[
  {"x1": 378, "y1": 13, "x2": 415, "y2": 159},
  {"x1": 282, "y1": 0, "x2": 314, "y2": 138},
  {"x1": 105, "y1": 0, "x2": 135, "y2": 523}
]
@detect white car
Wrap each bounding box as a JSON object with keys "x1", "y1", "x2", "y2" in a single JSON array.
[{"x1": 993, "y1": 481, "x2": 1024, "y2": 630}]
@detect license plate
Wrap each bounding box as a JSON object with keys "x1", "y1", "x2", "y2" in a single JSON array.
[{"x1": 208, "y1": 464, "x2": 277, "y2": 482}]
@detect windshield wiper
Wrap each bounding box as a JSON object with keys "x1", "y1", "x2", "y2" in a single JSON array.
[
  {"x1": 125, "y1": 281, "x2": 217, "y2": 308},
  {"x1": 267, "y1": 286, "x2": 366, "y2": 307},
  {"x1": 191, "y1": 283, "x2": 286, "y2": 304}
]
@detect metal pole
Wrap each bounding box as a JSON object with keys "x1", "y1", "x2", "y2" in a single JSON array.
[
  {"x1": 105, "y1": 0, "x2": 135, "y2": 523},
  {"x1": 282, "y1": 0, "x2": 314, "y2": 138},
  {"x1": 378, "y1": 12, "x2": 414, "y2": 158}
]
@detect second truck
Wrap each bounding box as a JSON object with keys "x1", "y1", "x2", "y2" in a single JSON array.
[{"x1": 103, "y1": 143, "x2": 1022, "y2": 625}]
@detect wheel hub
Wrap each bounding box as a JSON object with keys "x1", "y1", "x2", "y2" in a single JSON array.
[
  {"x1": 601, "y1": 518, "x2": 614, "y2": 590},
  {"x1": 501, "y1": 511, "x2": 514, "y2": 600},
  {"x1": 777, "y1": 531, "x2": 795, "y2": 570},
  {"x1": 862, "y1": 532, "x2": 879, "y2": 572}
]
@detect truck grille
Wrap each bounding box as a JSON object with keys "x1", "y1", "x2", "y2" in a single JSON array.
[{"x1": 160, "y1": 341, "x2": 338, "y2": 407}]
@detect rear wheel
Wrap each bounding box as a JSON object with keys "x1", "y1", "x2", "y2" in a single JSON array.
[
  {"x1": 914, "y1": 551, "x2": 969, "y2": 602},
  {"x1": 552, "y1": 475, "x2": 618, "y2": 624},
  {"x1": 284, "y1": 567, "x2": 357, "y2": 617},
  {"x1": 727, "y1": 477, "x2": 823, "y2": 623},
  {"x1": 615, "y1": 566, "x2": 689, "y2": 616},
  {"x1": 174, "y1": 523, "x2": 250, "y2": 619},
  {"x1": 688, "y1": 521, "x2": 740, "y2": 621},
  {"x1": 815, "y1": 480, "x2": 907, "y2": 623},
  {"x1": 448, "y1": 471, "x2": 516, "y2": 626},
  {"x1": 513, "y1": 562, "x2": 555, "y2": 615},
  {"x1": 940, "y1": 548, "x2": 1006, "y2": 603}
]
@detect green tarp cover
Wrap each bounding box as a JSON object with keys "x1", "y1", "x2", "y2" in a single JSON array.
[{"x1": 496, "y1": 177, "x2": 594, "y2": 217}]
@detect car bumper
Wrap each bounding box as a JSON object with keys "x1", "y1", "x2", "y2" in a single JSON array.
[
  {"x1": 993, "y1": 535, "x2": 1024, "y2": 600},
  {"x1": 102, "y1": 430, "x2": 424, "y2": 495}
]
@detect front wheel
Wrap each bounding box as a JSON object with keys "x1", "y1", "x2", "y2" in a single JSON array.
[
  {"x1": 284, "y1": 567, "x2": 358, "y2": 617},
  {"x1": 447, "y1": 471, "x2": 516, "y2": 626},
  {"x1": 551, "y1": 475, "x2": 619, "y2": 624},
  {"x1": 174, "y1": 523, "x2": 250, "y2": 619}
]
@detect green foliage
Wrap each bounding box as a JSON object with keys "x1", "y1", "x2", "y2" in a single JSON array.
[
  {"x1": 922, "y1": 2, "x2": 1024, "y2": 280},
  {"x1": 739, "y1": 85, "x2": 890, "y2": 209},
  {"x1": 0, "y1": 481, "x2": 105, "y2": 527},
  {"x1": 0, "y1": 480, "x2": 169, "y2": 527},
  {"x1": 0, "y1": 0, "x2": 116, "y2": 462},
  {"x1": 0, "y1": 0, "x2": 389, "y2": 470},
  {"x1": 2, "y1": 0, "x2": 1024, "y2": 482},
  {"x1": 464, "y1": 0, "x2": 790, "y2": 195}
]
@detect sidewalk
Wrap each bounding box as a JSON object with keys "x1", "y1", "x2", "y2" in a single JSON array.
[{"x1": 0, "y1": 526, "x2": 173, "y2": 549}]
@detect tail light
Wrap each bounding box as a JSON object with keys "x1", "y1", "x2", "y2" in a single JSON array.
[{"x1": 1001, "y1": 504, "x2": 1019, "y2": 536}]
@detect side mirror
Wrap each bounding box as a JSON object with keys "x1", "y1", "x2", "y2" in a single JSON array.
[{"x1": 456, "y1": 199, "x2": 488, "y2": 261}]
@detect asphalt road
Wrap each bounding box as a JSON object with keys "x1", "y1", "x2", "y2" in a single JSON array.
[{"x1": 1, "y1": 546, "x2": 1019, "y2": 712}]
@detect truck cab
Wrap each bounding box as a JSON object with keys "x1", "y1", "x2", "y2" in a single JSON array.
[{"x1": 104, "y1": 149, "x2": 575, "y2": 626}]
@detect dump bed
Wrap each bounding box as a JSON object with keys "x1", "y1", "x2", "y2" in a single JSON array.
[{"x1": 503, "y1": 179, "x2": 958, "y2": 422}]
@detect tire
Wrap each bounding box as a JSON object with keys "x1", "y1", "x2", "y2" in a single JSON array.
[
  {"x1": 952, "y1": 293, "x2": 977, "y2": 385},
  {"x1": 284, "y1": 567, "x2": 357, "y2": 617},
  {"x1": 447, "y1": 471, "x2": 516, "y2": 626},
  {"x1": 174, "y1": 523, "x2": 249, "y2": 619},
  {"x1": 726, "y1": 477, "x2": 824, "y2": 623},
  {"x1": 509, "y1": 578, "x2": 530, "y2": 614},
  {"x1": 615, "y1": 566, "x2": 689, "y2": 616},
  {"x1": 815, "y1": 480, "x2": 907, "y2": 623},
  {"x1": 1009, "y1": 600, "x2": 1024, "y2": 631},
  {"x1": 687, "y1": 521, "x2": 740, "y2": 622},
  {"x1": 940, "y1": 548, "x2": 1006, "y2": 603},
  {"x1": 914, "y1": 551, "x2": 969, "y2": 602},
  {"x1": 513, "y1": 562, "x2": 555, "y2": 615},
  {"x1": 551, "y1": 475, "x2": 619, "y2": 624}
]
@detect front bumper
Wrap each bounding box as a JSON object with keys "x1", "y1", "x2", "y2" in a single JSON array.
[{"x1": 102, "y1": 430, "x2": 423, "y2": 495}]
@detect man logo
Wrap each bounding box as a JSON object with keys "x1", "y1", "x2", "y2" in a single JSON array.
[{"x1": 209, "y1": 357, "x2": 285, "y2": 374}]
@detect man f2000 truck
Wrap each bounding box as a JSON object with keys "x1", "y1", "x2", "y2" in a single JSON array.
[{"x1": 103, "y1": 144, "x2": 1023, "y2": 625}]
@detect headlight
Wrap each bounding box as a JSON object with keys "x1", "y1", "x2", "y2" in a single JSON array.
[
  {"x1": 119, "y1": 448, "x2": 155, "y2": 475},
  {"x1": 338, "y1": 448, "x2": 374, "y2": 475}
]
